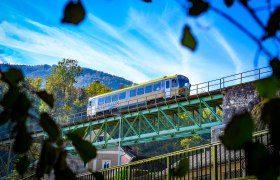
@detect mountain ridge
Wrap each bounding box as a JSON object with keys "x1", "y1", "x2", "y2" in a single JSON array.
[{"x1": 0, "y1": 64, "x2": 133, "y2": 90}]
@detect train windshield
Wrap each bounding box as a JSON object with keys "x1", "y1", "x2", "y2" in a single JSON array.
[{"x1": 178, "y1": 76, "x2": 190, "y2": 88}]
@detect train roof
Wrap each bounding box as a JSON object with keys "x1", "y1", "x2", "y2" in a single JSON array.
[{"x1": 89, "y1": 74, "x2": 188, "y2": 99}]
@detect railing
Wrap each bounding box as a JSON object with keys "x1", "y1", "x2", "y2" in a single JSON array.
[
  {"x1": 78, "y1": 130, "x2": 269, "y2": 180},
  {"x1": 0, "y1": 66, "x2": 272, "y2": 140}
]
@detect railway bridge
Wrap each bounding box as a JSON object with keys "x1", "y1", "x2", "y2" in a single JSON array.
[{"x1": 0, "y1": 66, "x2": 271, "y2": 178}]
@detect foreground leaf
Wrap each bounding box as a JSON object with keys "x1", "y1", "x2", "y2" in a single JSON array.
[
  {"x1": 36, "y1": 91, "x2": 54, "y2": 108},
  {"x1": 256, "y1": 76, "x2": 280, "y2": 99},
  {"x1": 92, "y1": 172, "x2": 104, "y2": 180},
  {"x1": 66, "y1": 132, "x2": 97, "y2": 163},
  {"x1": 16, "y1": 155, "x2": 30, "y2": 175},
  {"x1": 220, "y1": 112, "x2": 254, "y2": 150},
  {"x1": 54, "y1": 150, "x2": 76, "y2": 180},
  {"x1": 224, "y1": 0, "x2": 234, "y2": 7},
  {"x1": 181, "y1": 25, "x2": 197, "y2": 51},
  {"x1": 261, "y1": 98, "x2": 280, "y2": 150},
  {"x1": 262, "y1": 7, "x2": 280, "y2": 40},
  {"x1": 61, "y1": 0, "x2": 86, "y2": 25},
  {"x1": 188, "y1": 0, "x2": 209, "y2": 16},
  {"x1": 0, "y1": 68, "x2": 24, "y2": 87},
  {"x1": 36, "y1": 140, "x2": 59, "y2": 178},
  {"x1": 270, "y1": 57, "x2": 280, "y2": 78},
  {"x1": 244, "y1": 142, "x2": 278, "y2": 179},
  {"x1": 169, "y1": 158, "x2": 189, "y2": 177},
  {"x1": 40, "y1": 113, "x2": 60, "y2": 141},
  {"x1": 13, "y1": 124, "x2": 33, "y2": 154}
]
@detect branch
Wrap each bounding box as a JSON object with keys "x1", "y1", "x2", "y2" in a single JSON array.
[
  {"x1": 210, "y1": 5, "x2": 273, "y2": 58},
  {"x1": 239, "y1": 1, "x2": 280, "y2": 42},
  {"x1": 239, "y1": 0, "x2": 266, "y2": 30}
]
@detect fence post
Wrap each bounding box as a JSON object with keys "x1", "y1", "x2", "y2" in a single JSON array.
[
  {"x1": 166, "y1": 156, "x2": 170, "y2": 180},
  {"x1": 127, "y1": 166, "x2": 131, "y2": 180},
  {"x1": 211, "y1": 145, "x2": 217, "y2": 180}
]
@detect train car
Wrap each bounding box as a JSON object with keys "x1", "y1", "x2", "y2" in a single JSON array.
[{"x1": 87, "y1": 75, "x2": 190, "y2": 117}]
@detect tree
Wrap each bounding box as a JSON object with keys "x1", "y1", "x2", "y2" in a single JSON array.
[
  {"x1": 180, "y1": 134, "x2": 210, "y2": 149},
  {"x1": 84, "y1": 80, "x2": 112, "y2": 98},
  {"x1": 46, "y1": 59, "x2": 82, "y2": 119}
]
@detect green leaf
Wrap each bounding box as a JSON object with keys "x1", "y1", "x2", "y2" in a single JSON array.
[
  {"x1": 92, "y1": 172, "x2": 104, "y2": 180},
  {"x1": 36, "y1": 140, "x2": 59, "y2": 178},
  {"x1": 220, "y1": 112, "x2": 254, "y2": 150},
  {"x1": 66, "y1": 132, "x2": 97, "y2": 163},
  {"x1": 188, "y1": 0, "x2": 209, "y2": 16},
  {"x1": 261, "y1": 98, "x2": 280, "y2": 150},
  {"x1": 61, "y1": 0, "x2": 86, "y2": 25},
  {"x1": 13, "y1": 123, "x2": 33, "y2": 154},
  {"x1": 0, "y1": 68, "x2": 24, "y2": 87},
  {"x1": 270, "y1": 57, "x2": 280, "y2": 79},
  {"x1": 54, "y1": 150, "x2": 77, "y2": 180},
  {"x1": 70, "y1": 127, "x2": 86, "y2": 138},
  {"x1": 40, "y1": 113, "x2": 60, "y2": 141},
  {"x1": 244, "y1": 142, "x2": 278, "y2": 179},
  {"x1": 169, "y1": 158, "x2": 189, "y2": 177},
  {"x1": 256, "y1": 76, "x2": 280, "y2": 99},
  {"x1": 224, "y1": 0, "x2": 234, "y2": 7},
  {"x1": 12, "y1": 93, "x2": 31, "y2": 120},
  {"x1": 181, "y1": 25, "x2": 197, "y2": 51},
  {"x1": 262, "y1": 6, "x2": 280, "y2": 40},
  {"x1": 0, "y1": 87, "x2": 20, "y2": 109},
  {"x1": 16, "y1": 155, "x2": 30, "y2": 175},
  {"x1": 0, "y1": 110, "x2": 10, "y2": 125},
  {"x1": 36, "y1": 91, "x2": 54, "y2": 108}
]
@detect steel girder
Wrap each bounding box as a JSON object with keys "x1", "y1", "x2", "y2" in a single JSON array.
[{"x1": 64, "y1": 94, "x2": 223, "y2": 150}]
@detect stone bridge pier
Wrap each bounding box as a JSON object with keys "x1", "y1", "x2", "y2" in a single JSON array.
[{"x1": 211, "y1": 82, "x2": 261, "y2": 142}]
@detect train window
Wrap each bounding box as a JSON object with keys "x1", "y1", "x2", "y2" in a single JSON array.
[
  {"x1": 105, "y1": 96, "x2": 111, "y2": 103},
  {"x1": 88, "y1": 101, "x2": 91, "y2": 106},
  {"x1": 172, "y1": 79, "x2": 178, "y2": 87},
  {"x1": 178, "y1": 77, "x2": 189, "y2": 88},
  {"x1": 119, "y1": 92, "x2": 126, "y2": 100},
  {"x1": 112, "y1": 94, "x2": 118, "y2": 102},
  {"x1": 166, "y1": 81, "x2": 170, "y2": 89},
  {"x1": 98, "y1": 97, "x2": 104, "y2": 105},
  {"x1": 137, "y1": 87, "x2": 144, "y2": 95},
  {"x1": 145, "y1": 84, "x2": 152, "y2": 93},
  {"x1": 130, "y1": 89, "x2": 136, "y2": 97},
  {"x1": 153, "y1": 82, "x2": 161, "y2": 91}
]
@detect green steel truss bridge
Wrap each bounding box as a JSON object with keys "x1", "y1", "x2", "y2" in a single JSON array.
[{"x1": 0, "y1": 66, "x2": 271, "y2": 177}]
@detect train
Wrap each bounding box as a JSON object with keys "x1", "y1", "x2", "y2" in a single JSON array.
[{"x1": 87, "y1": 75, "x2": 191, "y2": 117}]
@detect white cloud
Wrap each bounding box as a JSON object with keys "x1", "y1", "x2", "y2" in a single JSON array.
[
  {"x1": 0, "y1": 5, "x2": 241, "y2": 85},
  {"x1": 211, "y1": 28, "x2": 243, "y2": 74},
  {"x1": 0, "y1": 8, "x2": 207, "y2": 84}
]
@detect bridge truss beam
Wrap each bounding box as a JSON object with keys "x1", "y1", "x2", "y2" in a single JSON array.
[{"x1": 64, "y1": 94, "x2": 223, "y2": 150}]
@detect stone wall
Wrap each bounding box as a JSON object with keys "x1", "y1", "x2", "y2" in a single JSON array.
[
  {"x1": 211, "y1": 82, "x2": 261, "y2": 143},
  {"x1": 223, "y1": 82, "x2": 261, "y2": 124}
]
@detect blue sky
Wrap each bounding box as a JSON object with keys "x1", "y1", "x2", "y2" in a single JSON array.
[{"x1": 0, "y1": 0, "x2": 278, "y2": 83}]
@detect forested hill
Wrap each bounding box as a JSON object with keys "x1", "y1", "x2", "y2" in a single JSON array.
[{"x1": 0, "y1": 64, "x2": 133, "y2": 90}]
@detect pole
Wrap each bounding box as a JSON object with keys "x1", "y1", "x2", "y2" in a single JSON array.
[{"x1": 118, "y1": 116, "x2": 122, "y2": 166}]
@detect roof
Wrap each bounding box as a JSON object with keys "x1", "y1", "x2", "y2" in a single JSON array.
[{"x1": 89, "y1": 74, "x2": 184, "y2": 99}]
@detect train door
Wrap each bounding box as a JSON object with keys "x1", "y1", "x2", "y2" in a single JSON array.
[
  {"x1": 165, "y1": 80, "x2": 171, "y2": 98},
  {"x1": 87, "y1": 98, "x2": 96, "y2": 117}
]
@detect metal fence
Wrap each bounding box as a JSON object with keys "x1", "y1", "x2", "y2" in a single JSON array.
[{"x1": 78, "y1": 130, "x2": 268, "y2": 180}]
